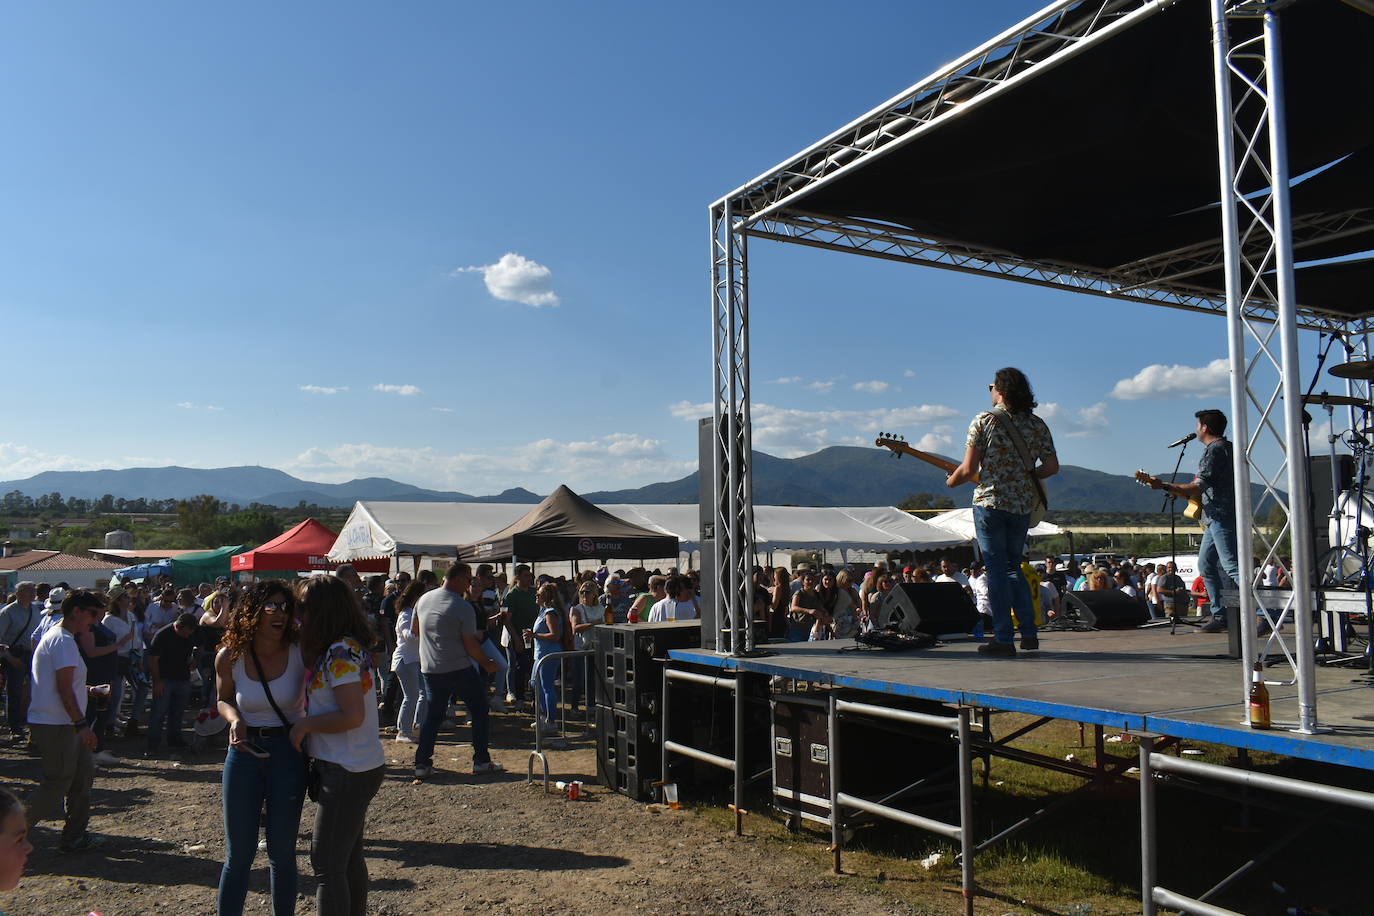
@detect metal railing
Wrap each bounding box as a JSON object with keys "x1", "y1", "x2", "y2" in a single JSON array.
[
  {"x1": 829, "y1": 697, "x2": 976, "y2": 916},
  {"x1": 661, "y1": 665, "x2": 750, "y2": 833},
  {"x1": 525, "y1": 648, "x2": 594, "y2": 793},
  {"x1": 1138, "y1": 735, "x2": 1374, "y2": 915}
]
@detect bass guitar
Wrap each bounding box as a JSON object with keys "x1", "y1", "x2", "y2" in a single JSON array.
[
  {"x1": 874, "y1": 434, "x2": 978, "y2": 484},
  {"x1": 1134, "y1": 470, "x2": 1205, "y2": 528}
]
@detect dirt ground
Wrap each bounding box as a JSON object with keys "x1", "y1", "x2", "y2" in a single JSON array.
[{"x1": 0, "y1": 711, "x2": 925, "y2": 916}]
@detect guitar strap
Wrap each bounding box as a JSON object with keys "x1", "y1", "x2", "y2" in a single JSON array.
[{"x1": 989, "y1": 407, "x2": 1049, "y2": 516}]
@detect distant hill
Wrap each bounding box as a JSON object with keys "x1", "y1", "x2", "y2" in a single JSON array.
[{"x1": 0, "y1": 448, "x2": 1265, "y2": 512}]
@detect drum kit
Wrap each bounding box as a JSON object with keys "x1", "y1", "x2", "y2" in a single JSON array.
[{"x1": 1306, "y1": 360, "x2": 1374, "y2": 661}]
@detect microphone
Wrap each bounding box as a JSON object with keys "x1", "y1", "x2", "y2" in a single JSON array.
[{"x1": 1167, "y1": 432, "x2": 1197, "y2": 448}]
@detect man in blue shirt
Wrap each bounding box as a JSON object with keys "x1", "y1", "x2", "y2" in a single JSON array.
[{"x1": 1149, "y1": 409, "x2": 1241, "y2": 632}]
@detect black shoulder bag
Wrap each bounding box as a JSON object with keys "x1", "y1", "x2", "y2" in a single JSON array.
[{"x1": 249, "y1": 645, "x2": 319, "y2": 801}]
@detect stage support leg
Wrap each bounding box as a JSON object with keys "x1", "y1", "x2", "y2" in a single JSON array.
[
  {"x1": 957, "y1": 707, "x2": 975, "y2": 916},
  {"x1": 1209, "y1": 0, "x2": 1318, "y2": 731},
  {"x1": 828, "y1": 692, "x2": 842, "y2": 875},
  {"x1": 733, "y1": 673, "x2": 744, "y2": 837},
  {"x1": 1139, "y1": 735, "x2": 1158, "y2": 916},
  {"x1": 710, "y1": 202, "x2": 758, "y2": 657}
]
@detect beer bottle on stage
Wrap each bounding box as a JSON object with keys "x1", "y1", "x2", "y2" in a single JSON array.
[
  {"x1": 603, "y1": 602, "x2": 614, "y2": 626},
  {"x1": 1248, "y1": 662, "x2": 1271, "y2": 729}
]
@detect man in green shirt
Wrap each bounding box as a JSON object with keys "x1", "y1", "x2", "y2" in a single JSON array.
[{"x1": 501, "y1": 565, "x2": 537, "y2": 707}]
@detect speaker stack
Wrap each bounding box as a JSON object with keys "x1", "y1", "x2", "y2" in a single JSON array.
[{"x1": 593, "y1": 620, "x2": 700, "y2": 801}]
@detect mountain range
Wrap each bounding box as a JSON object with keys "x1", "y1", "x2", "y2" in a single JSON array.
[{"x1": 0, "y1": 447, "x2": 1222, "y2": 513}]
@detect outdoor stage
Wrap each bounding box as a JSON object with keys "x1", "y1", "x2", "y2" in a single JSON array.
[{"x1": 669, "y1": 627, "x2": 1374, "y2": 772}]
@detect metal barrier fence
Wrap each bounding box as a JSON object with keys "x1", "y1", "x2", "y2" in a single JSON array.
[
  {"x1": 660, "y1": 666, "x2": 749, "y2": 833},
  {"x1": 829, "y1": 696, "x2": 976, "y2": 916},
  {"x1": 525, "y1": 648, "x2": 595, "y2": 793},
  {"x1": 1138, "y1": 735, "x2": 1374, "y2": 915}
]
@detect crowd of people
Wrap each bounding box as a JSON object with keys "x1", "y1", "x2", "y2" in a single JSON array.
[{"x1": 0, "y1": 558, "x2": 719, "y2": 914}]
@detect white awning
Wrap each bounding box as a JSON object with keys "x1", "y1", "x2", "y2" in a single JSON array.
[
  {"x1": 925, "y1": 508, "x2": 1062, "y2": 541},
  {"x1": 328, "y1": 500, "x2": 967, "y2": 562}
]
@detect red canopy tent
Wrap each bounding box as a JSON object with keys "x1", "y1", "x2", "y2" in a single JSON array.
[{"x1": 231, "y1": 519, "x2": 389, "y2": 575}]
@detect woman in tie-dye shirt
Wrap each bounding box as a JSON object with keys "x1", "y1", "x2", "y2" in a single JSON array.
[{"x1": 291, "y1": 577, "x2": 385, "y2": 916}]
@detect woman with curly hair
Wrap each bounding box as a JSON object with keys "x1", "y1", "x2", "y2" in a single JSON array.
[
  {"x1": 214, "y1": 580, "x2": 306, "y2": 916},
  {"x1": 291, "y1": 575, "x2": 384, "y2": 916}
]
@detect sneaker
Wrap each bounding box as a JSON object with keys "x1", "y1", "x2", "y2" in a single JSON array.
[
  {"x1": 59, "y1": 833, "x2": 107, "y2": 854},
  {"x1": 488, "y1": 695, "x2": 508, "y2": 714},
  {"x1": 1020, "y1": 636, "x2": 1040, "y2": 651},
  {"x1": 394, "y1": 733, "x2": 415, "y2": 743},
  {"x1": 413, "y1": 765, "x2": 434, "y2": 779},
  {"x1": 472, "y1": 760, "x2": 505, "y2": 775},
  {"x1": 92, "y1": 750, "x2": 119, "y2": 766},
  {"x1": 977, "y1": 641, "x2": 1016, "y2": 658},
  {"x1": 1200, "y1": 617, "x2": 1227, "y2": 633},
  {"x1": 504, "y1": 693, "x2": 517, "y2": 705}
]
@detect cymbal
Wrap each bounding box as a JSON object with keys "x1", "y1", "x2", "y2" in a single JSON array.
[
  {"x1": 1329, "y1": 360, "x2": 1374, "y2": 380},
  {"x1": 1301, "y1": 392, "x2": 1370, "y2": 408}
]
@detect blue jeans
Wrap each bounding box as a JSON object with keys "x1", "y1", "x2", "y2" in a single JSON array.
[
  {"x1": 145, "y1": 679, "x2": 191, "y2": 750},
  {"x1": 974, "y1": 506, "x2": 1036, "y2": 646},
  {"x1": 125, "y1": 658, "x2": 149, "y2": 725},
  {"x1": 1199, "y1": 516, "x2": 1241, "y2": 623},
  {"x1": 530, "y1": 652, "x2": 558, "y2": 720},
  {"x1": 217, "y1": 735, "x2": 306, "y2": 916},
  {"x1": 393, "y1": 660, "x2": 428, "y2": 737},
  {"x1": 417, "y1": 667, "x2": 490, "y2": 769},
  {"x1": 505, "y1": 645, "x2": 531, "y2": 701}
]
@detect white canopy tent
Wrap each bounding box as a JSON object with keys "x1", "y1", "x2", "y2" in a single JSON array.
[
  {"x1": 926, "y1": 508, "x2": 1062, "y2": 542},
  {"x1": 328, "y1": 500, "x2": 967, "y2": 566}
]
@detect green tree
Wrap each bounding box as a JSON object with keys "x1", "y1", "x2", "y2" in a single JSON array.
[{"x1": 176, "y1": 494, "x2": 223, "y2": 544}]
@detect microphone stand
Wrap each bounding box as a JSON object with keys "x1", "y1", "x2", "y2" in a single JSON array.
[{"x1": 1144, "y1": 439, "x2": 1201, "y2": 631}]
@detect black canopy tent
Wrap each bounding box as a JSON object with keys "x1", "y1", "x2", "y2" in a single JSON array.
[{"x1": 456, "y1": 485, "x2": 679, "y2": 563}]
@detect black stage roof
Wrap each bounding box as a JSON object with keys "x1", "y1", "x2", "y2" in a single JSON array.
[{"x1": 731, "y1": 0, "x2": 1374, "y2": 321}]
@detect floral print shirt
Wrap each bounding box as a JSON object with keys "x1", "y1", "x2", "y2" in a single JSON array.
[
  {"x1": 305, "y1": 636, "x2": 384, "y2": 772},
  {"x1": 967, "y1": 408, "x2": 1056, "y2": 515}
]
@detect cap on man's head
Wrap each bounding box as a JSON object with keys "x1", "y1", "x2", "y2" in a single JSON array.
[{"x1": 215, "y1": 576, "x2": 229, "y2": 585}]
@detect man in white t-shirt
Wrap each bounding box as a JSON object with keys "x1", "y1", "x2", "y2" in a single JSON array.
[
  {"x1": 143, "y1": 589, "x2": 179, "y2": 640},
  {"x1": 648, "y1": 575, "x2": 700, "y2": 623},
  {"x1": 934, "y1": 558, "x2": 974, "y2": 602},
  {"x1": 26, "y1": 589, "x2": 108, "y2": 853}
]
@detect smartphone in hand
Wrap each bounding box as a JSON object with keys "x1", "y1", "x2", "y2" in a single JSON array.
[{"x1": 236, "y1": 741, "x2": 270, "y2": 759}]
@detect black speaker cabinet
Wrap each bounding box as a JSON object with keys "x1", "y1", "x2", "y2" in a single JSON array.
[
  {"x1": 1310, "y1": 453, "x2": 1356, "y2": 554},
  {"x1": 1063, "y1": 590, "x2": 1149, "y2": 629},
  {"x1": 876, "y1": 582, "x2": 980, "y2": 637}
]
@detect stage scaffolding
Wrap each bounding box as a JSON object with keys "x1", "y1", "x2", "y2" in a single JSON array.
[{"x1": 710, "y1": 0, "x2": 1374, "y2": 729}]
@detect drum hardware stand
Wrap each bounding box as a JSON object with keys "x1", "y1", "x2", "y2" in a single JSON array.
[{"x1": 1311, "y1": 345, "x2": 1374, "y2": 671}]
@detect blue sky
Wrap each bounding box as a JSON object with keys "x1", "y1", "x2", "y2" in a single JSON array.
[{"x1": 0, "y1": 1, "x2": 1327, "y2": 495}]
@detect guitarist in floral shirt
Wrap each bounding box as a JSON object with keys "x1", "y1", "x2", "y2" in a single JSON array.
[{"x1": 946, "y1": 367, "x2": 1058, "y2": 658}]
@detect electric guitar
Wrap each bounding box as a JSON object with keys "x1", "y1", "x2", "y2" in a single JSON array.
[
  {"x1": 1134, "y1": 470, "x2": 1205, "y2": 528},
  {"x1": 874, "y1": 434, "x2": 978, "y2": 484}
]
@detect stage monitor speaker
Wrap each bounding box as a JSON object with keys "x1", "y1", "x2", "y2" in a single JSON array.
[
  {"x1": 877, "y1": 582, "x2": 980, "y2": 637},
  {"x1": 1309, "y1": 453, "x2": 1355, "y2": 555},
  {"x1": 1063, "y1": 590, "x2": 1149, "y2": 629}
]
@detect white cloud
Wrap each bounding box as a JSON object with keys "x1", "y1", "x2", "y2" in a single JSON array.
[
  {"x1": 903, "y1": 369, "x2": 916, "y2": 378},
  {"x1": 300, "y1": 385, "x2": 347, "y2": 395},
  {"x1": 176, "y1": 402, "x2": 195, "y2": 409},
  {"x1": 205, "y1": 405, "x2": 224, "y2": 412},
  {"x1": 771, "y1": 376, "x2": 803, "y2": 384},
  {"x1": 0, "y1": 444, "x2": 105, "y2": 479},
  {"x1": 373, "y1": 383, "x2": 422, "y2": 397},
  {"x1": 669, "y1": 400, "x2": 959, "y2": 457},
  {"x1": 281, "y1": 433, "x2": 692, "y2": 494},
  {"x1": 1111, "y1": 358, "x2": 1230, "y2": 400},
  {"x1": 455, "y1": 252, "x2": 560, "y2": 307},
  {"x1": 852, "y1": 381, "x2": 889, "y2": 393},
  {"x1": 1040, "y1": 401, "x2": 1109, "y2": 438},
  {"x1": 431, "y1": 407, "x2": 454, "y2": 413},
  {"x1": 807, "y1": 380, "x2": 834, "y2": 393},
  {"x1": 914, "y1": 433, "x2": 954, "y2": 454}
]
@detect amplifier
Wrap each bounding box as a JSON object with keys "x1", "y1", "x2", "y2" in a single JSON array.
[{"x1": 771, "y1": 691, "x2": 958, "y2": 824}]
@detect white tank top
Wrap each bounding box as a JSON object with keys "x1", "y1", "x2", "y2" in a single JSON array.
[{"x1": 232, "y1": 644, "x2": 306, "y2": 727}]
